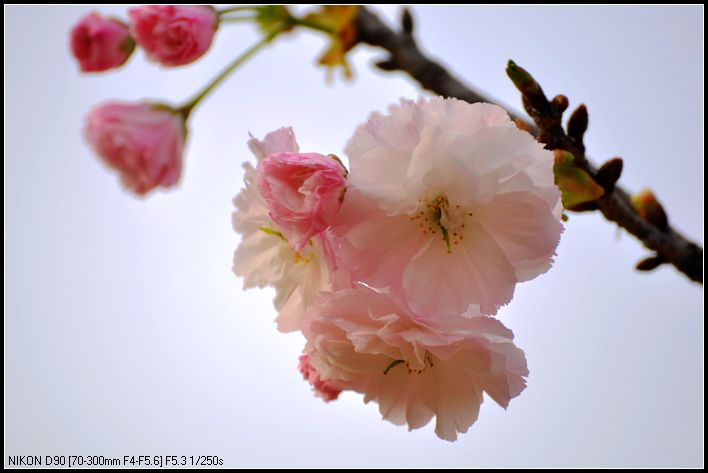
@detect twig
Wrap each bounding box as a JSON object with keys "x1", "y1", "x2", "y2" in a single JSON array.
[{"x1": 354, "y1": 6, "x2": 703, "y2": 284}]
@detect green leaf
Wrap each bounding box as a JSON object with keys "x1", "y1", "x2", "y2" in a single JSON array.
[{"x1": 553, "y1": 150, "x2": 604, "y2": 208}]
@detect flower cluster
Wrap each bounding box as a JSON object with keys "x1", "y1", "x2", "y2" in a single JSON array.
[
  {"x1": 72, "y1": 5, "x2": 218, "y2": 196},
  {"x1": 70, "y1": 6, "x2": 217, "y2": 73},
  {"x1": 72, "y1": 5, "x2": 363, "y2": 197},
  {"x1": 232, "y1": 97, "x2": 563, "y2": 441}
]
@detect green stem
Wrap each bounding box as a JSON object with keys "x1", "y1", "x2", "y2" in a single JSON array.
[
  {"x1": 179, "y1": 32, "x2": 279, "y2": 117},
  {"x1": 291, "y1": 18, "x2": 336, "y2": 35},
  {"x1": 219, "y1": 16, "x2": 256, "y2": 24},
  {"x1": 216, "y1": 5, "x2": 258, "y2": 16}
]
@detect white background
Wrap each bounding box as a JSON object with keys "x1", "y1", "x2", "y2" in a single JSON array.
[{"x1": 5, "y1": 5, "x2": 703, "y2": 467}]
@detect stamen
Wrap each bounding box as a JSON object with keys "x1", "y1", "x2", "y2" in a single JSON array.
[
  {"x1": 411, "y1": 194, "x2": 473, "y2": 251},
  {"x1": 293, "y1": 251, "x2": 313, "y2": 264},
  {"x1": 384, "y1": 353, "x2": 436, "y2": 376}
]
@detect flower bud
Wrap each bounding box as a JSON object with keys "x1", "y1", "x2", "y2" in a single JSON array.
[
  {"x1": 70, "y1": 12, "x2": 134, "y2": 72},
  {"x1": 128, "y1": 5, "x2": 217, "y2": 67},
  {"x1": 258, "y1": 152, "x2": 347, "y2": 251},
  {"x1": 84, "y1": 102, "x2": 185, "y2": 195}
]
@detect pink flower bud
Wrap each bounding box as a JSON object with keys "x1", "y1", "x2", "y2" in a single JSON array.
[
  {"x1": 258, "y1": 152, "x2": 347, "y2": 251},
  {"x1": 298, "y1": 354, "x2": 343, "y2": 402},
  {"x1": 70, "y1": 12, "x2": 135, "y2": 72},
  {"x1": 84, "y1": 102, "x2": 185, "y2": 196},
  {"x1": 128, "y1": 5, "x2": 217, "y2": 67}
]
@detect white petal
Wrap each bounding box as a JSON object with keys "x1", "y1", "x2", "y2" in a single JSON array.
[
  {"x1": 233, "y1": 230, "x2": 292, "y2": 289},
  {"x1": 247, "y1": 126, "x2": 299, "y2": 161}
]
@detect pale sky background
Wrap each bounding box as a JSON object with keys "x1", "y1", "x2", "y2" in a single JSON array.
[{"x1": 5, "y1": 5, "x2": 703, "y2": 468}]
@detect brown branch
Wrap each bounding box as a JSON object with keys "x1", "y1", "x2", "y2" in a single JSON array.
[{"x1": 353, "y1": 6, "x2": 703, "y2": 284}]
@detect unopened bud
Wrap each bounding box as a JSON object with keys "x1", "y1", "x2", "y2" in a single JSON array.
[
  {"x1": 596, "y1": 157, "x2": 624, "y2": 191},
  {"x1": 551, "y1": 95, "x2": 569, "y2": 114},
  {"x1": 636, "y1": 254, "x2": 665, "y2": 271},
  {"x1": 401, "y1": 8, "x2": 414, "y2": 35},
  {"x1": 631, "y1": 189, "x2": 668, "y2": 231},
  {"x1": 506, "y1": 60, "x2": 541, "y2": 95},
  {"x1": 567, "y1": 104, "x2": 588, "y2": 144}
]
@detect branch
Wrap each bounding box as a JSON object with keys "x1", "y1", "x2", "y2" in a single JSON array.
[{"x1": 354, "y1": 6, "x2": 703, "y2": 284}]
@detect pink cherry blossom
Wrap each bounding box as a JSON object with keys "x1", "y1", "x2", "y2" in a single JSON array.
[
  {"x1": 84, "y1": 102, "x2": 185, "y2": 195},
  {"x1": 70, "y1": 12, "x2": 134, "y2": 72},
  {"x1": 232, "y1": 128, "x2": 336, "y2": 332},
  {"x1": 298, "y1": 354, "x2": 343, "y2": 402},
  {"x1": 128, "y1": 5, "x2": 217, "y2": 67},
  {"x1": 336, "y1": 97, "x2": 563, "y2": 318},
  {"x1": 300, "y1": 286, "x2": 528, "y2": 441},
  {"x1": 258, "y1": 152, "x2": 347, "y2": 251}
]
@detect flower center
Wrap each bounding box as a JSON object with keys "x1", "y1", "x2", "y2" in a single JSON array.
[
  {"x1": 383, "y1": 352, "x2": 435, "y2": 375},
  {"x1": 410, "y1": 195, "x2": 468, "y2": 253}
]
